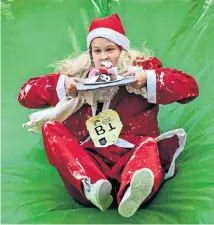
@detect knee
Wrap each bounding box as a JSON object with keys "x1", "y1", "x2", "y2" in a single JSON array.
[
  {"x1": 137, "y1": 136, "x2": 157, "y2": 147},
  {"x1": 42, "y1": 120, "x2": 62, "y2": 133},
  {"x1": 42, "y1": 120, "x2": 72, "y2": 139}
]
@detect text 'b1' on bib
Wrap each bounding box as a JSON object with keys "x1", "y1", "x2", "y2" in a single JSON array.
[{"x1": 86, "y1": 109, "x2": 123, "y2": 147}]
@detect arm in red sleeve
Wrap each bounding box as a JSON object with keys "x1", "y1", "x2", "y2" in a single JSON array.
[
  {"x1": 140, "y1": 57, "x2": 199, "y2": 104},
  {"x1": 18, "y1": 73, "x2": 67, "y2": 109}
]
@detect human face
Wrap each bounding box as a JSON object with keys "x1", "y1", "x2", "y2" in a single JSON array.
[{"x1": 91, "y1": 38, "x2": 122, "y2": 69}]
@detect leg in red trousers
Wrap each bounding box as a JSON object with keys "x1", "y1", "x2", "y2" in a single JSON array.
[
  {"x1": 42, "y1": 121, "x2": 113, "y2": 211},
  {"x1": 117, "y1": 137, "x2": 164, "y2": 217}
]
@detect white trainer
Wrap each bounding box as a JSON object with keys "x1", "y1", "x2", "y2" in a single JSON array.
[
  {"x1": 82, "y1": 177, "x2": 113, "y2": 211},
  {"x1": 118, "y1": 168, "x2": 154, "y2": 218}
]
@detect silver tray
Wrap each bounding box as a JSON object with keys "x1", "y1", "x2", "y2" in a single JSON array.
[{"x1": 76, "y1": 75, "x2": 136, "y2": 90}]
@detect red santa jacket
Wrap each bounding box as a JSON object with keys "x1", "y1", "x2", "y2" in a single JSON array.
[{"x1": 18, "y1": 57, "x2": 199, "y2": 142}]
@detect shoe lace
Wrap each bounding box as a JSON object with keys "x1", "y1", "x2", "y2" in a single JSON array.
[{"x1": 82, "y1": 177, "x2": 92, "y2": 192}]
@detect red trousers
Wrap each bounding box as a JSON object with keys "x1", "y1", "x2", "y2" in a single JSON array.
[{"x1": 42, "y1": 121, "x2": 165, "y2": 206}]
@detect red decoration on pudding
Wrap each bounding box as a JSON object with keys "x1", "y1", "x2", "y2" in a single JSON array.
[{"x1": 96, "y1": 62, "x2": 117, "y2": 82}]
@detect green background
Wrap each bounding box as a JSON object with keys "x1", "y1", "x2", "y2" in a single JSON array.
[{"x1": 1, "y1": 0, "x2": 214, "y2": 223}]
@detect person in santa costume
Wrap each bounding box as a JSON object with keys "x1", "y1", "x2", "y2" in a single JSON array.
[{"x1": 18, "y1": 14, "x2": 199, "y2": 217}]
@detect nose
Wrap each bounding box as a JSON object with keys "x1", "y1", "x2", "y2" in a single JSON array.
[{"x1": 100, "y1": 51, "x2": 109, "y2": 61}]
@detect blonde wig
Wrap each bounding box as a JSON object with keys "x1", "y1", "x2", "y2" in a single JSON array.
[{"x1": 53, "y1": 44, "x2": 153, "y2": 78}]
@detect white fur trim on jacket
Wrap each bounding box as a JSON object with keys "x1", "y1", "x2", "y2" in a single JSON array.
[
  {"x1": 155, "y1": 128, "x2": 187, "y2": 180},
  {"x1": 56, "y1": 75, "x2": 66, "y2": 100},
  {"x1": 146, "y1": 70, "x2": 157, "y2": 103},
  {"x1": 87, "y1": 28, "x2": 130, "y2": 51}
]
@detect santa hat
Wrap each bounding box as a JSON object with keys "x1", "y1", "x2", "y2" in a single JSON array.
[{"x1": 87, "y1": 14, "x2": 130, "y2": 51}]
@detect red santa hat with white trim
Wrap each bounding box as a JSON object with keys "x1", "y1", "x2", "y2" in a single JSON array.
[{"x1": 87, "y1": 14, "x2": 130, "y2": 51}]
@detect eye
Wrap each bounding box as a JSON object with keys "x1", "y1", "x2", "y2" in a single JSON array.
[
  {"x1": 107, "y1": 48, "x2": 114, "y2": 52},
  {"x1": 93, "y1": 49, "x2": 101, "y2": 53}
]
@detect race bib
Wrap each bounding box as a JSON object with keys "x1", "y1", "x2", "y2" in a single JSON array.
[{"x1": 86, "y1": 109, "x2": 123, "y2": 147}]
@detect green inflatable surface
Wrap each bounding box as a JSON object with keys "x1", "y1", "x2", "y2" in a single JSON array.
[{"x1": 2, "y1": 0, "x2": 214, "y2": 223}]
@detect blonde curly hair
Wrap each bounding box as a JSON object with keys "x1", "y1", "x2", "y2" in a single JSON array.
[{"x1": 53, "y1": 45, "x2": 153, "y2": 78}]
